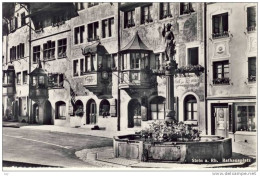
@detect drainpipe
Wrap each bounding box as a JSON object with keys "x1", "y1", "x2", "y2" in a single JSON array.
[
  {"x1": 28, "y1": 3, "x2": 32, "y2": 123},
  {"x1": 204, "y1": 3, "x2": 208, "y2": 135},
  {"x1": 117, "y1": 3, "x2": 121, "y2": 131}
]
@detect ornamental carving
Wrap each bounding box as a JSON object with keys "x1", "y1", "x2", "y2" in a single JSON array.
[{"x1": 212, "y1": 39, "x2": 231, "y2": 59}]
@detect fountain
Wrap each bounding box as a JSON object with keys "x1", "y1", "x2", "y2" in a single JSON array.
[{"x1": 113, "y1": 23, "x2": 232, "y2": 163}]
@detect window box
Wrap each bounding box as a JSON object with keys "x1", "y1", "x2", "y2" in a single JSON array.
[
  {"x1": 175, "y1": 65, "x2": 204, "y2": 76},
  {"x1": 248, "y1": 75, "x2": 256, "y2": 82},
  {"x1": 87, "y1": 36, "x2": 100, "y2": 42},
  {"x1": 212, "y1": 31, "x2": 229, "y2": 39},
  {"x1": 35, "y1": 28, "x2": 44, "y2": 33},
  {"x1": 212, "y1": 78, "x2": 230, "y2": 85}
]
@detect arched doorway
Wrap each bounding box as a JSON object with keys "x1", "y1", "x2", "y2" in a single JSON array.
[
  {"x1": 55, "y1": 101, "x2": 66, "y2": 120},
  {"x1": 44, "y1": 100, "x2": 52, "y2": 125},
  {"x1": 99, "y1": 99, "x2": 110, "y2": 117},
  {"x1": 86, "y1": 99, "x2": 97, "y2": 124},
  {"x1": 128, "y1": 99, "x2": 141, "y2": 128},
  {"x1": 33, "y1": 103, "x2": 39, "y2": 123}
]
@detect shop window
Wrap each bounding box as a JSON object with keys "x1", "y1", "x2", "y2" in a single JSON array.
[
  {"x1": 75, "y1": 2, "x2": 84, "y2": 11},
  {"x1": 213, "y1": 60, "x2": 230, "y2": 85},
  {"x1": 150, "y1": 96, "x2": 166, "y2": 120},
  {"x1": 184, "y1": 95, "x2": 197, "y2": 121},
  {"x1": 212, "y1": 13, "x2": 229, "y2": 39},
  {"x1": 160, "y1": 3, "x2": 171, "y2": 19},
  {"x1": 55, "y1": 101, "x2": 66, "y2": 119},
  {"x1": 88, "y1": 2, "x2": 99, "y2": 8},
  {"x1": 19, "y1": 97, "x2": 27, "y2": 116},
  {"x1": 99, "y1": 99, "x2": 110, "y2": 117},
  {"x1": 247, "y1": 6, "x2": 256, "y2": 32},
  {"x1": 23, "y1": 71, "x2": 28, "y2": 84},
  {"x1": 124, "y1": 9, "x2": 135, "y2": 28},
  {"x1": 248, "y1": 57, "x2": 256, "y2": 82},
  {"x1": 17, "y1": 43, "x2": 25, "y2": 59},
  {"x1": 74, "y1": 25, "x2": 85, "y2": 44},
  {"x1": 88, "y1": 22, "x2": 99, "y2": 42},
  {"x1": 187, "y1": 47, "x2": 198, "y2": 65},
  {"x1": 58, "y1": 38, "x2": 67, "y2": 58},
  {"x1": 236, "y1": 105, "x2": 256, "y2": 132},
  {"x1": 85, "y1": 55, "x2": 97, "y2": 72},
  {"x1": 48, "y1": 73, "x2": 64, "y2": 88},
  {"x1": 17, "y1": 72, "x2": 21, "y2": 85},
  {"x1": 102, "y1": 18, "x2": 114, "y2": 38},
  {"x1": 21, "y1": 12, "x2": 26, "y2": 26},
  {"x1": 141, "y1": 4, "x2": 153, "y2": 24},
  {"x1": 43, "y1": 41, "x2": 55, "y2": 60},
  {"x1": 73, "y1": 60, "x2": 79, "y2": 76},
  {"x1": 33, "y1": 45, "x2": 40, "y2": 63},
  {"x1": 180, "y1": 2, "x2": 195, "y2": 15}
]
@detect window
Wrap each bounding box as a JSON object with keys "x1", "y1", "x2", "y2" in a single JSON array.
[
  {"x1": 33, "y1": 45, "x2": 40, "y2": 63},
  {"x1": 187, "y1": 47, "x2": 198, "y2": 65},
  {"x1": 43, "y1": 41, "x2": 55, "y2": 60},
  {"x1": 124, "y1": 10, "x2": 135, "y2": 28},
  {"x1": 23, "y1": 71, "x2": 28, "y2": 84},
  {"x1": 75, "y1": 2, "x2": 84, "y2": 11},
  {"x1": 32, "y1": 76, "x2": 37, "y2": 86},
  {"x1": 130, "y1": 53, "x2": 140, "y2": 69},
  {"x1": 160, "y1": 3, "x2": 171, "y2": 19},
  {"x1": 10, "y1": 46, "x2": 16, "y2": 61},
  {"x1": 155, "y1": 54, "x2": 160, "y2": 70},
  {"x1": 85, "y1": 55, "x2": 97, "y2": 72},
  {"x1": 17, "y1": 43, "x2": 25, "y2": 59},
  {"x1": 180, "y1": 3, "x2": 195, "y2": 15},
  {"x1": 38, "y1": 76, "x2": 45, "y2": 88},
  {"x1": 74, "y1": 25, "x2": 85, "y2": 44},
  {"x1": 73, "y1": 60, "x2": 79, "y2": 76},
  {"x1": 88, "y1": 2, "x2": 99, "y2": 8},
  {"x1": 247, "y1": 6, "x2": 256, "y2": 32},
  {"x1": 213, "y1": 60, "x2": 230, "y2": 85},
  {"x1": 236, "y1": 105, "x2": 256, "y2": 132},
  {"x1": 48, "y1": 73, "x2": 64, "y2": 88},
  {"x1": 88, "y1": 22, "x2": 99, "y2": 41},
  {"x1": 58, "y1": 38, "x2": 67, "y2": 58},
  {"x1": 102, "y1": 18, "x2": 114, "y2": 38},
  {"x1": 212, "y1": 13, "x2": 229, "y2": 39},
  {"x1": 21, "y1": 12, "x2": 26, "y2": 26},
  {"x1": 17, "y1": 72, "x2": 21, "y2": 84},
  {"x1": 141, "y1": 5, "x2": 153, "y2": 24},
  {"x1": 99, "y1": 99, "x2": 110, "y2": 116},
  {"x1": 150, "y1": 97, "x2": 165, "y2": 120},
  {"x1": 56, "y1": 101, "x2": 66, "y2": 120},
  {"x1": 248, "y1": 57, "x2": 256, "y2": 82},
  {"x1": 184, "y1": 95, "x2": 197, "y2": 121}
]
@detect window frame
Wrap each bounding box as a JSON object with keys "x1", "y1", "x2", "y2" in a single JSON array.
[
  {"x1": 235, "y1": 104, "x2": 256, "y2": 132},
  {"x1": 74, "y1": 25, "x2": 85, "y2": 45},
  {"x1": 247, "y1": 6, "x2": 256, "y2": 32},
  {"x1": 73, "y1": 59, "x2": 79, "y2": 77},
  {"x1": 141, "y1": 4, "x2": 153, "y2": 24},
  {"x1": 23, "y1": 71, "x2": 28, "y2": 84},
  {"x1": 124, "y1": 9, "x2": 135, "y2": 28},
  {"x1": 212, "y1": 60, "x2": 230, "y2": 85},
  {"x1": 102, "y1": 17, "x2": 114, "y2": 38},
  {"x1": 180, "y1": 2, "x2": 195, "y2": 16},
  {"x1": 21, "y1": 12, "x2": 26, "y2": 26},
  {"x1": 17, "y1": 72, "x2": 21, "y2": 85},
  {"x1": 212, "y1": 12, "x2": 229, "y2": 39},
  {"x1": 160, "y1": 2, "x2": 172, "y2": 20},
  {"x1": 43, "y1": 41, "x2": 56, "y2": 61},
  {"x1": 58, "y1": 38, "x2": 67, "y2": 58},
  {"x1": 187, "y1": 47, "x2": 199, "y2": 66},
  {"x1": 248, "y1": 57, "x2": 256, "y2": 82},
  {"x1": 184, "y1": 95, "x2": 197, "y2": 121},
  {"x1": 88, "y1": 21, "x2": 99, "y2": 42},
  {"x1": 33, "y1": 45, "x2": 40, "y2": 63}
]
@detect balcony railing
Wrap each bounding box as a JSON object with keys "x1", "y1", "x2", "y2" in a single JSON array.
[
  {"x1": 212, "y1": 31, "x2": 229, "y2": 39},
  {"x1": 212, "y1": 78, "x2": 230, "y2": 85}
]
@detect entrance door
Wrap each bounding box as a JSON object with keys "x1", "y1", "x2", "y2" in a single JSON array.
[
  {"x1": 214, "y1": 106, "x2": 229, "y2": 137},
  {"x1": 87, "y1": 99, "x2": 97, "y2": 124},
  {"x1": 33, "y1": 104, "x2": 39, "y2": 123},
  {"x1": 128, "y1": 99, "x2": 141, "y2": 128}
]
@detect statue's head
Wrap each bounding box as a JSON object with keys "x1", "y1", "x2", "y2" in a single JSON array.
[{"x1": 166, "y1": 23, "x2": 172, "y2": 31}]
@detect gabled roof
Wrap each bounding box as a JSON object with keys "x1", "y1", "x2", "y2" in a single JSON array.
[
  {"x1": 121, "y1": 32, "x2": 151, "y2": 52},
  {"x1": 29, "y1": 61, "x2": 47, "y2": 75}
]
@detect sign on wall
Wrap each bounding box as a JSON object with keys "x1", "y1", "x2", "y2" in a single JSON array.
[{"x1": 84, "y1": 74, "x2": 97, "y2": 85}]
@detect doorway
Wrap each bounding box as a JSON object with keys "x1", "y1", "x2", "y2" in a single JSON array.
[
  {"x1": 86, "y1": 99, "x2": 97, "y2": 124},
  {"x1": 33, "y1": 103, "x2": 39, "y2": 124},
  {"x1": 44, "y1": 100, "x2": 52, "y2": 125},
  {"x1": 128, "y1": 99, "x2": 141, "y2": 128},
  {"x1": 211, "y1": 104, "x2": 229, "y2": 137}
]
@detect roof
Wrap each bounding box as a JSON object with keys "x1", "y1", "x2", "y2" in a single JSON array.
[
  {"x1": 121, "y1": 32, "x2": 151, "y2": 52},
  {"x1": 82, "y1": 42, "x2": 107, "y2": 55},
  {"x1": 29, "y1": 61, "x2": 47, "y2": 75}
]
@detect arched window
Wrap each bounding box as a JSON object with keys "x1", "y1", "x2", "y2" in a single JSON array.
[
  {"x1": 184, "y1": 95, "x2": 197, "y2": 121},
  {"x1": 99, "y1": 99, "x2": 110, "y2": 116},
  {"x1": 150, "y1": 96, "x2": 166, "y2": 120},
  {"x1": 55, "y1": 101, "x2": 66, "y2": 120},
  {"x1": 74, "y1": 100, "x2": 83, "y2": 117}
]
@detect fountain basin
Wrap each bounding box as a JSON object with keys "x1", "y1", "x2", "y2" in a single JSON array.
[{"x1": 113, "y1": 135, "x2": 232, "y2": 163}]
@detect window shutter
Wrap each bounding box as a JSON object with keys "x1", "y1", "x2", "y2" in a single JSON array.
[{"x1": 110, "y1": 98, "x2": 117, "y2": 117}]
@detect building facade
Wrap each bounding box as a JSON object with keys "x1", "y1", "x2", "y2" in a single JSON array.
[
  {"x1": 206, "y1": 3, "x2": 257, "y2": 142},
  {"x1": 2, "y1": 2, "x2": 256, "y2": 137}
]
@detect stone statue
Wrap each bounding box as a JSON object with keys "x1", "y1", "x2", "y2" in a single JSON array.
[{"x1": 162, "y1": 23, "x2": 176, "y2": 61}]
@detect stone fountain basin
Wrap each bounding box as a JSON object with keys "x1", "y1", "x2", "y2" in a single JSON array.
[{"x1": 113, "y1": 134, "x2": 232, "y2": 163}]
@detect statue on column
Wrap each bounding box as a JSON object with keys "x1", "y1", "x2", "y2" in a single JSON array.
[{"x1": 162, "y1": 23, "x2": 176, "y2": 61}]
